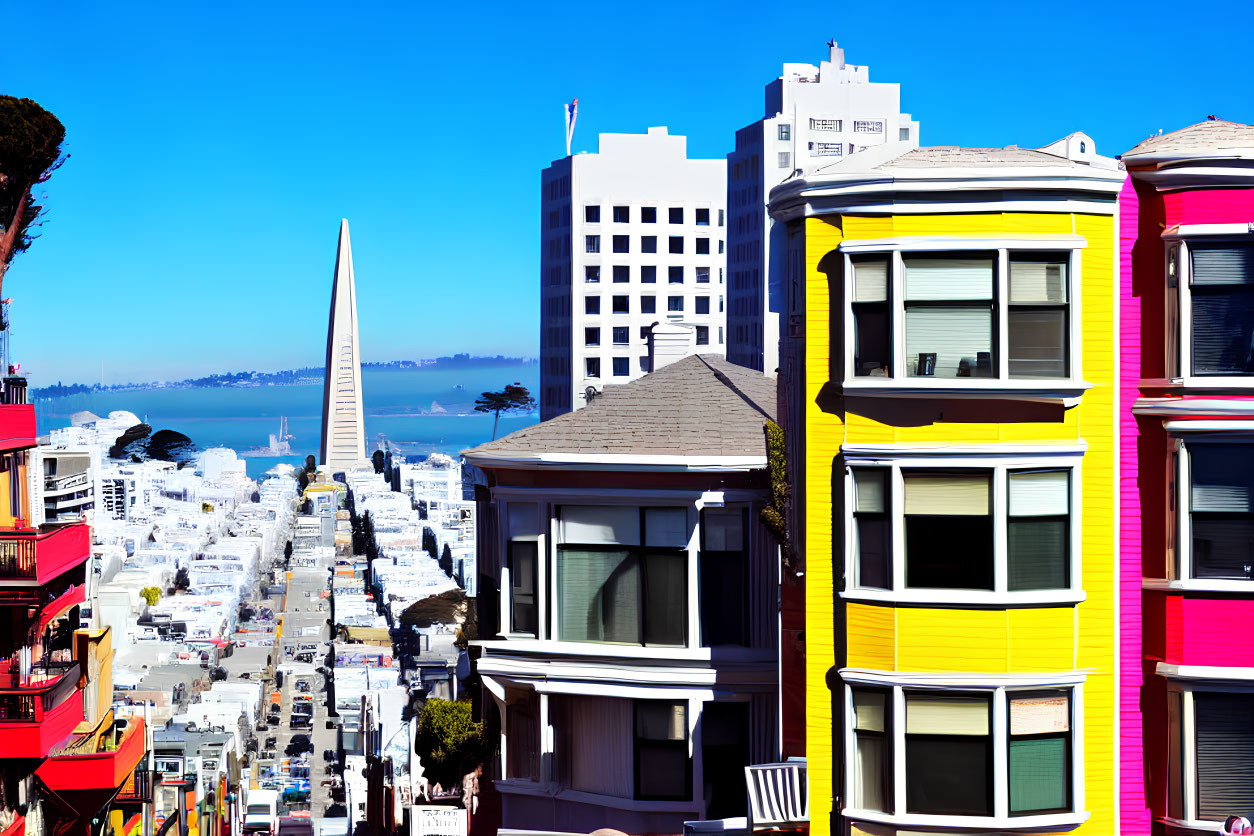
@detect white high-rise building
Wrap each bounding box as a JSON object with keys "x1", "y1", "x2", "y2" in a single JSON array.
[
  {"x1": 539, "y1": 127, "x2": 727, "y2": 420},
  {"x1": 320, "y1": 218, "x2": 368, "y2": 470},
  {"x1": 726, "y1": 41, "x2": 919, "y2": 373}
]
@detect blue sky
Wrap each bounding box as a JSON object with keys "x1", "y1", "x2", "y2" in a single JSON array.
[{"x1": 3, "y1": 0, "x2": 1250, "y2": 383}]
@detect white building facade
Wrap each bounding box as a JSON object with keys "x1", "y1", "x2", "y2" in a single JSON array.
[
  {"x1": 539, "y1": 128, "x2": 727, "y2": 420},
  {"x1": 726, "y1": 41, "x2": 919, "y2": 373}
]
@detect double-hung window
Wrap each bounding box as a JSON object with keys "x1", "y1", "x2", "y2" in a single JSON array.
[
  {"x1": 844, "y1": 246, "x2": 1078, "y2": 384},
  {"x1": 505, "y1": 503, "x2": 541, "y2": 636},
  {"x1": 1174, "y1": 241, "x2": 1254, "y2": 378},
  {"x1": 556, "y1": 506, "x2": 688, "y2": 646},
  {"x1": 635, "y1": 700, "x2": 691, "y2": 800},
  {"x1": 1175, "y1": 441, "x2": 1254, "y2": 581},
  {"x1": 847, "y1": 459, "x2": 1077, "y2": 603},
  {"x1": 1170, "y1": 686, "x2": 1254, "y2": 826},
  {"x1": 845, "y1": 682, "x2": 1078, "y2": 825}
]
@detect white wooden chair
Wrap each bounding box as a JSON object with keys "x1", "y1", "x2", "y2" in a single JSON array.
[{"x1": 745, "y1": 759, "x2": 808, "y2": 832}]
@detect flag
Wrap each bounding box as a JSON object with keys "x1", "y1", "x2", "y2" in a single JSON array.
[{"x1": 565, "y1": 98, "x2": 578, "y2": 157}]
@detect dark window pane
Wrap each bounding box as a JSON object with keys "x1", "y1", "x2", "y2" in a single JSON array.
[
  {"x1": 853, "y1": 303, "x2": 890, "y2": 377},
  {"x1": 857, "y1": 516, "x2": 891, "y2": 589},
  {"x1": 1009, "y1": 309, "x2": 1067, "y2": 378},
  {"x1": 636, "y1": 701, "x2": 690, "y2": 800},
  {"x1": 1009, "y1": 737, "x2": 1068, "y2": 814},
  {"x1": 1008, "y1": 517, "x2": 1069, "y2": 590},
  {"x1": 1196, "y1": 693, "x2": 1254, "y2": 822},
  {"x1": 1192, "y1": 286, "x2": 1254, "y2": 375},
  {"x1": 905, "y1": 516, "x2": 994, "y2": 589},
  {"x1": 905, "y1": 737, "x2": 992, "y2": 815},
  {"x1": 508, "y1": 541, "x2": 537, "y2": 634},
  {"x1": 1192, "y1": 517, "x2": 1254, "y2": 579},
  {"x1": 643, "y1": 551, "x2": 685, "y2": 646}
]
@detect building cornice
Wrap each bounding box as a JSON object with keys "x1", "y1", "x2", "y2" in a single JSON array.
[{"x1": 462, "y1": 450, "x2": 766, "y2": 472}]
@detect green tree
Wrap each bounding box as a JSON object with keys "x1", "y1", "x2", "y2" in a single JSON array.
[
  {"x1": 413, "y1": 698, "x2": 485, "y2": 788},
  {"x1": 0, "y1": 97, "x2": 67, "y2": 294},
  {"x1": 474, "y1": 382, "x2": 536, "y2": 441},
  {"x1": 140, "y1": 586, "x2": 161, "y2": 606}
]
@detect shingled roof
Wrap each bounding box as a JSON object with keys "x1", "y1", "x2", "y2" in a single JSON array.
[
  {"x1": 1124, "y1": 119, "x2": 1254, "y2": 158},
  {"x1": 877, "y1": 147, "x2": 1071, "y2": 168},
  {"x1": 464, "y1": 354, "x2": 775, "y2": 463}
]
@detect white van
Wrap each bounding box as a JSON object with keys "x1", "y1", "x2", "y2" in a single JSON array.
[{"x1": 243, "y1": 788, "x2": 278, "y2": 836}]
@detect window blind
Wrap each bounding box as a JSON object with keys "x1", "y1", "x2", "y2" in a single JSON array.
[
  {"x1": 644, "y1": 508, "x2": 688, "y2": 547},
  {"x1": 904, "y1": 307, "x2": 993, "y2": 378},
  {"x1": 1009, "y1": 737, "x2": 1068, "y2": 813},
  {"x1": 904, "y1": 257, "x2": 994, "y2": 301},
  {"x1": 557, "y1": 549, "x2": 639, "y2": 643},
  {"x1": 903, "y1": 473, "x2": 991, "y2": 516},
  {"x1": 854, "y1": 689, "x2": 886, "y2": 732},
  {"x1": 1010, "y1": 261, "x2": 1067, "y2": 303},
  {"x1": 1191, "y1": 446, "x2": 1254, "y2": 512},
  {"x1": 703, "y1": 508, "x2": 743, "y2": 551},
  {"x1": 1191, "y1": 243, "x2": 1254, "y2": 286},
  {"x1": 1008, "y1": 471, "x2": 1069, "y2": 516},
  {"x1": 853, "y1": 259, "x2": 889, "y2": 302},
  {"x1": 1010, "y1": 693, "x2": 1070, "y2": 734},
  {"x1": 905, "y1": 695, "x2": 990, "y2": 735},
  {"x1": 637, "y1": 701, "x2": 687, "y2": 741},
  {"x1": 1008, "y1": 518, "x2": 1068, "y2": 590},
  {"x1": 559, "y1": 506, "x2": 640, "y2": 544},
  {"x1": 854, "y1": 469, "x2": 887, "y2": 513},
  {"x1": 855, "y1": 737, "x2": 887, "y2": 811},
  {"x1": 1192, "y1": 289, "x2": 1254, "y2": 375},
  {"x1": 569, "y1": 696, "x2": 633, "y2": 797},
  {"x1": 1195, "y1": 693, "x2": 1254, "y2": 821}
]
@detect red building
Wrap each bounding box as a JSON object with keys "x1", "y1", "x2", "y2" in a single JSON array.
[{"x1": 0, "y1": 366, "x2": 148, "y2": 836}]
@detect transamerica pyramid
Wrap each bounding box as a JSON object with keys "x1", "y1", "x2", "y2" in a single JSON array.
[{"x1": 320, "y1": 219, "x2": 367, "y2": 470}]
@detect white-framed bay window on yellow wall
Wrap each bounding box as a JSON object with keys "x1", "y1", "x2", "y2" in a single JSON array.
[
  {"x1": 843, "y1": 449, "x2": 1083, "y2": 606},
  {"x1": 842, "y1": 672, "x2": 1087, "y2": 831},
  {"x1": 1164, "y1": 236, "x2": 1254, "y2": 384},
  {"x1": 840, "y1": 237, "x2": 1086, "y2": 396}
]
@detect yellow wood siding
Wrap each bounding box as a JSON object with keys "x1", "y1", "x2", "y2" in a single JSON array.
[{"x1": 802, "y1": 211, "x2": 1118, "y2": 835}]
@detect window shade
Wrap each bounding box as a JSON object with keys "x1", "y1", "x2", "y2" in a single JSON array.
[
  {"x1": 904, "y1": 473, "x2": 991, "y2": 516},
  {"x1": 853, "y1": 689, "x2": 886, "y2": 732},
  {"x1": 703, "y1": 508, "x2": 743, "y2": 551},
  {"x1": 1009, "y1": 471, "x2": 1069, "y2": 516},
  {"x1": 1191, "y1": 289, "x2": 1254, "y2": 375},
  {"x1": 905, "y1": 695, "x2": 990, "y2": 735},
  {"x1": 636, "y1": 701, "x2": 687, "y2": 741},
  {"x1": 904, "y1": 307, "x2": 993, "y2": 378},
  {"x1": 853, "y1": 259, "x2": 889, "y2": 302},
  {"x1": 855, "y1": 736, "x2": 887, "y2": 812},
  {"x1": 644, "y1": 508, "x2": 688, "y2": 547},
  {"x1": 1008, "y1": 518, "x2": 1068, "y2": 590},
  {"x1": 1010, "y1": 693, "x2": 1070, "y2": 734},
  {"x1": 1191, "y1": 446, "x2": 1254, "y2": 512},
  {"x1": 1009, "y1": 737, "x2": 1068, "y2": 813},
  {"x1": 904, "y1": 257, "x2": 993, "y2": 300},
  {"x1": 568, "y1": 696, "x2": 633, "y2": 797},
  {"x1": 1191, "y1": 243, "x2": 1254, "y2": 286},
  {"x1": 508, "y1": 503, "x2": 541, "y2": 538},
  {"x1": 559, "y1": 506, "x2": 640, "y2": 545},
  {"x1": 1195, "y1": 693, "x2": 1254, "y2": 821},
  {"x1": 557, "y1": 549, "x2": 639, "y2": 643},
  {"x1": 1010, "y1": 261, "x2": 1067, "y2": 303},
  {"x1": 854, "y1": 469, "x2": 887, "y2": 513}
]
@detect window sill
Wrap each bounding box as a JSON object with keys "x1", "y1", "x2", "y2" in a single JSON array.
[
  {"x1": 1160, "y1": 816, "x2": 1238, "y2": 835},
  {"x1": 1139, "y1": 377, "x2": 1254, "y2": 394},
  {"x1": 843, "y1": 807, "x2": 1089, "y2": 831},
  {"x1": 837, "y1": 378, "x2": 1092, "y2": 406},
  {"x1": 840, "y1": 588, "x2": 1086, "y2": 608},
  {"x1": 476, "y1": 638, "x2": 775, "y2": 664},
  {"x1": 1143, "y1": 578, "x2": 1254, "y2": 593}
]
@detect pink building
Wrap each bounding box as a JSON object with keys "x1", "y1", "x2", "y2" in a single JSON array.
[{"x1": 1122, "y1": 119, "x2": 1254, "y2": 834}]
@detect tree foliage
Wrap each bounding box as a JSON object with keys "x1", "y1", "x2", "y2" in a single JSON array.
[
  {"x1": 412, "y1": 698, "x2": 485, "y2": 788},
  {"x1": 473, "y1": 382, "x2": 536, "y2": 441},
  {"x1": 0, "y1": 96, "x2": 67, "y2": 285},
  {"x1": 140, "y1": 586, "x2": 161, "y2": 606}
]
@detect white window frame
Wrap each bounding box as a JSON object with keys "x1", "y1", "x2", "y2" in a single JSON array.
[
  {"x1": 841, "y1": 670, "x2": 1087, "y2": 831},
  {"x1": 839, "y1": 237, "x2": 1088, "y2": 397},
  {"x1": 1164, "y1": 679, "x2": 1254, "y2": 832},
  {"x1": 841, "y1": 448, "x2": 1084, "y2": 607},
  {"x1": 500, "y1": 500, "x2": 546, "y2": 639},
  {"x1": 1164, "y1": 227, "x2": 1254, "y2": 387}
]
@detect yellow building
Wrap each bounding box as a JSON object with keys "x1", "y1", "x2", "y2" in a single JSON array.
[{"x1": 769, "y1": 135, "x2": 1125, "y2": 835}]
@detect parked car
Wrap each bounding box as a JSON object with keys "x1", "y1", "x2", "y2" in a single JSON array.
[
  {"x1": 322, "y1": 749, "x2": 337, "y2": 763},
  {"x1": 281, "y1": 786, "x2": 309, "y2": 805},
  {"x1": 285, "y1": 735, "x2": 313, "y2": 757}
]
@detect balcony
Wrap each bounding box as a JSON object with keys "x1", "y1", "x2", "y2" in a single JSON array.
[
  {"x1": 0, "y1": 524, "x2": 91, "y2": 585},
  {"x1": 38, "y1": 715, "x2": 148, "y2": 794},
  {"x1": 0, "y1": 377, "x2": 33, "y2": 453},
  {"x1": 0, "y1": 664, "x2": 85, "y2": 759},
  {"x1": 114, "y1": 767, "x2": 153, "y2": 804}
]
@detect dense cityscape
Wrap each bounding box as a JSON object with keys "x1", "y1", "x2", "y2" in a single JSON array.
[{"x1": 2, "y1": 19, "x2": 1254, "y2": 836}]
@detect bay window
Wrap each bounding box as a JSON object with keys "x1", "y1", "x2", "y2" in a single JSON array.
[
  {"x1": 1186, "y1": 242, "x2": 1254, "y2": 376},
  {"x1": 556, "y1": 505, "x2": 688, "y2": 646},
  {"x1": 845, "y1": 681, "x2": 1080, "y2": 825},
  {"x1": 841, "y1": 245, "x2": 1078, "y2": 384},
  {"x1": 846, "y1": 458, "x2": 1078, "y2": 602}
]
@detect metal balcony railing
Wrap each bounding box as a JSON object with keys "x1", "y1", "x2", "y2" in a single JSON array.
[
  {"x1": 115, "y1": 768, "x2": 153, "y2": 803},
  {"x1": 0, "y1": 524, "x2": 90, "y2": 582},
  {"x1": 0, "y1": 664, "x2": 80, "y2": 722},
  {"x1": 1, "y1": 377, "x2": 27, "y2": 407}
]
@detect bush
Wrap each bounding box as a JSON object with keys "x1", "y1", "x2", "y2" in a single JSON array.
[{"x1": 413, "y1": 698, "x2": 485, "y2": 788}]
